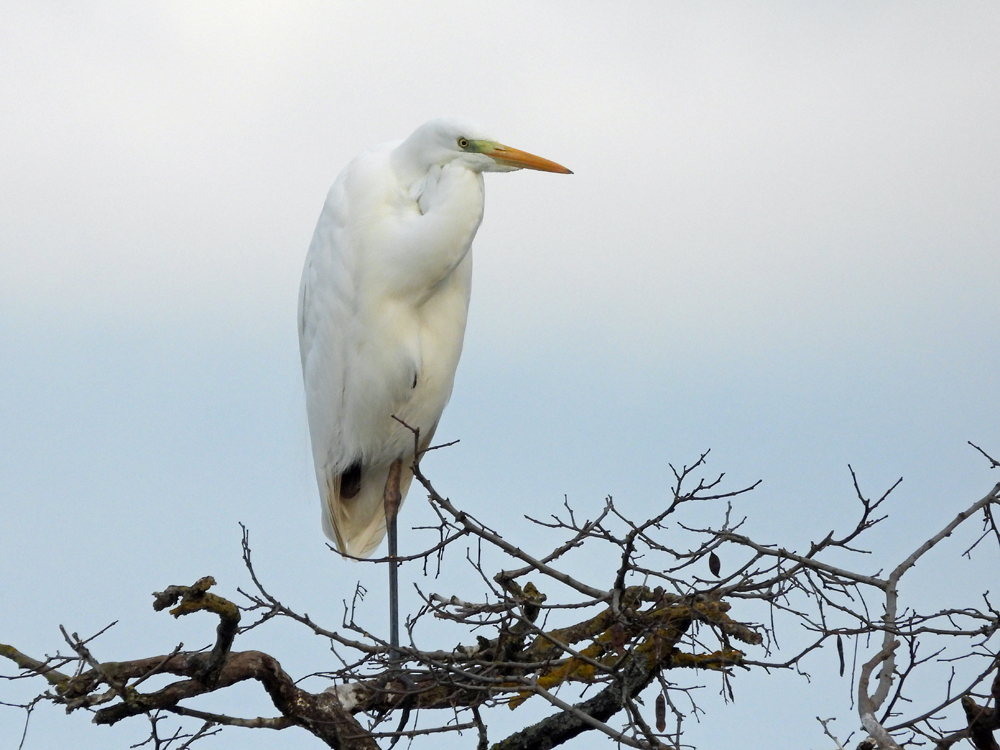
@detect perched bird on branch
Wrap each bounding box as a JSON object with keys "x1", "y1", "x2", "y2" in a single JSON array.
[{"x1": 298, "y1": 117, "x2": 571, "y2": 645}]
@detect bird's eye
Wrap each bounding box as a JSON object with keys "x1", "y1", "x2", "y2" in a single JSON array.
[{"x1": 458, "y1": 138, "x2": 470, "y2": 149}]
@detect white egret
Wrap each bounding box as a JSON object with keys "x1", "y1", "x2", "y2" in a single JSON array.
[{"x1": 298, "y1": 117, "x2": 571, "y2": 647}]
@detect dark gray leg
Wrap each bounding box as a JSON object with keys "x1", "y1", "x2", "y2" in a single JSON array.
[{"x1": 383, "y1": 459, "x2": 403, "y2": 654}]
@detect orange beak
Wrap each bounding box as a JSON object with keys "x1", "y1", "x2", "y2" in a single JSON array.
[{"x1": 481, "y1": 143, "x2": 573, "y2": 174}]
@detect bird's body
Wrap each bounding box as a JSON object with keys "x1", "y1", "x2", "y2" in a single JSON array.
[{"x1": 299, "y1": 118, "x2": 570, "y2": 559}]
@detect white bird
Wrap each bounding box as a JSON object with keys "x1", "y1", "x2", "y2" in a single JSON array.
[
  {"x1": 298, "y1": 118, "x2": 570, "y2": 645},
  {"x1": 299, "y1": 117, "x2": 571, "y2": 556}
]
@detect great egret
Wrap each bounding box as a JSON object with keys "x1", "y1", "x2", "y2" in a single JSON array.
[{"x1": 298, "y1": 117, "x2": 571, "y2": 647}]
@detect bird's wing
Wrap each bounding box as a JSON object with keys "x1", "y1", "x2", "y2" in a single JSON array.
[
  {"x1": 299, "y1": 175, "x2": 356, "y2": 476},
  {"x1": 300, "y1": 169, "x2": 377, "y2": 555},
  {"x1": 298, "y1": 152, "x2": 428, "y2": 557}
]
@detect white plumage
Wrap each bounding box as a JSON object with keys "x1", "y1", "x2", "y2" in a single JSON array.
[{"x1": 299, "y1": 117, "x2": 571, "y2": 557}]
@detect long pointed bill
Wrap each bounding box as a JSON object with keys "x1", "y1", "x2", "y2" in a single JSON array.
[{"x1": 481, "y1": 142, "x2": 573, "y2": 174}]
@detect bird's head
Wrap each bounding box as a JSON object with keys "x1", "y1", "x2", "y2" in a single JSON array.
[{"x1": 394, "y1": 117, "x2": 572, "y2": 178}]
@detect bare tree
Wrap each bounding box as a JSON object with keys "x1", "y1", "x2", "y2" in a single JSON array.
[{"x1": 3, "y1": 441, "x2": 999, "y2": 750}]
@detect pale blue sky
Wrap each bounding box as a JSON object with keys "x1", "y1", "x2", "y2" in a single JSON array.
[{"x1": 2, "y1": 3, "x2": 998, "y2": 748}]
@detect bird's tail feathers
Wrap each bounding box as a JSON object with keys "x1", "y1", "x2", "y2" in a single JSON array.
[{"x1": 323, "y1": 463, "x2": 415, "y2": 559}]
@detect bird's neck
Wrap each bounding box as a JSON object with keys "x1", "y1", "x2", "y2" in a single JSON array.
[{"x1": 389, "y1": 141, "x2": 431, "y2": 192}]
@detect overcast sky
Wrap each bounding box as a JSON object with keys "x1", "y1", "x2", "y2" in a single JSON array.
[{"x1": 2, "y1": 3, "x2": 998, "y2": 749}]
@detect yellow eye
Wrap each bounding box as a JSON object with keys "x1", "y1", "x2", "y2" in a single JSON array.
[{"x1": 458, "y1": 138, "x2": 470, "y2": 149}]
